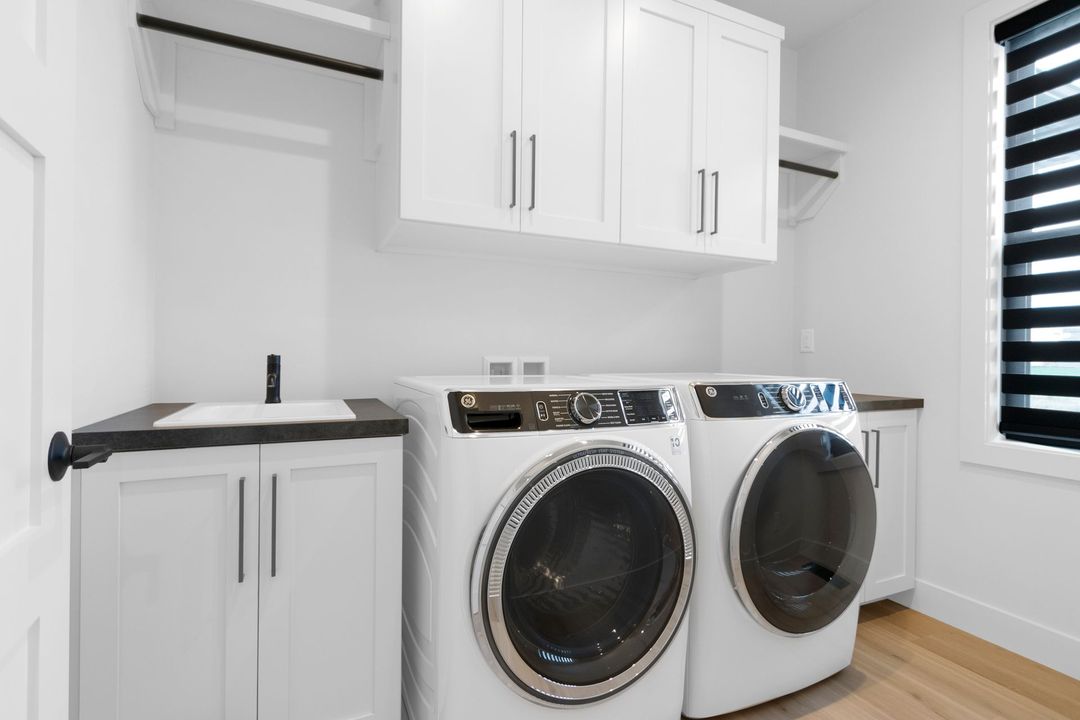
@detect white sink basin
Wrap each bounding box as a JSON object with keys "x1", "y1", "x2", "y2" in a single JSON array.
[{"x1": 154, "y1": 400, "x2": 356, "y2": 428}]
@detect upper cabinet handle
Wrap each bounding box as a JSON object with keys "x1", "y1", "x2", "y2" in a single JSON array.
[
  {"x1": 510, "y1": 131, "x2": 518, "y2": 209},
  {"x1": 529, "y1": 134, "x2": 537, "y2": 211},
  {"x1": 711, "y1": 171, "x2": 719, "y2": 235},
  {"x1": 698, "y1": 169, "x2": 706, "y2": 234}
]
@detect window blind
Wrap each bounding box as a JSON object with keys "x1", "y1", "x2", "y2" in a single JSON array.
[{"x1": 997, "y1": 2, "x2": 1080, "y2": 451}]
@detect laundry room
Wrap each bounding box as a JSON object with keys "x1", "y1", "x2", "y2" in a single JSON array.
[{"x1": 3, "y1": 0, "x2": 1080, "y2": 718}]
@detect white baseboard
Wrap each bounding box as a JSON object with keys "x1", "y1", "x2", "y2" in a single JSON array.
[{"x1": 895, "y1": 580, "x2": 1080, "y2": 680}]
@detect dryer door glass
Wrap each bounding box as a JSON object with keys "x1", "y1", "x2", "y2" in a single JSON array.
[
  {"x1": 732, "y1": 426, "x2": 875, "y2": 635},
  {"x1": 477, "y1": 445, "x2": 695, "y2": 704}
]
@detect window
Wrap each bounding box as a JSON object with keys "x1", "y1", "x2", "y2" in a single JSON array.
[{"x1": 996, "y1": 1, "x2": 1080, "y2": 452}]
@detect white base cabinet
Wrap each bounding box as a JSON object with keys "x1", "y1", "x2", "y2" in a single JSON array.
[
  {"x1": 78, "y1": 438, "x2": 402, "y2": 720},
  {"x1": 858, "y1": 409, "x2": 918, "y2": 604}
]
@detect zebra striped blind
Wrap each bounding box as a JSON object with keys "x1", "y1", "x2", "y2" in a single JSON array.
[{"x1": 997, "y1": 1, "x2": 1080, "y2": 450}]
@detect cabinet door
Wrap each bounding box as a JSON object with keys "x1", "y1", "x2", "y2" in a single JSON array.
[
  {"x1": 621, "y1": 0, "x2": 708, "y2": 252},
  {"x1": 79, "y1": 446, "x2": 260, "y2": 720},
  {"x1": 258, "y1": 438, "x2": 403, "y2": 720},
  {"x1": 705, "y1": 16, "x2": 779, "y2": 260},
  {"x1": 399, "y1": 0, "x2": 522, "y2": 231},
  {"x1": 520, "y1": 0, "x2": 622, "y2": 242},
  {"x1": 860, "y1": 411, "x2": 918, "y2": 603}
]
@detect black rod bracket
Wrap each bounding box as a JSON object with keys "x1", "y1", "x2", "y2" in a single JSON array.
[
  {"x1": 47, "y1": 432, "x2": 113, "y2": 482},
  {"x1": 136, "y1": 13, "x2": 384, "y2": 81}
]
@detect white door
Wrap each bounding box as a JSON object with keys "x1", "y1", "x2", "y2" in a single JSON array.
[
  {"x1": 0, "y1": 3, "x2": 77, "y2": 720},
  {"x1": 860, "y1": 411, "x2": 918, "y2": 603},
  {"x1": 520, "y1": 0, "x2": 623, "y2": 243},
  {"x1": 258, "y1": 438, "x2": 403, "y2": 720},
  {"x1": 399, "y1": 0, "x2": 523, "y2": 231},
  {"x1": 705, "y1": 16, "x2": 779, "y2": 260},
  {"x1": 621, "y1": 0, "x2": 707, "y2": 252},
  {"x1": 79, "y1": 447, "x2": 260, "y2": 720}
]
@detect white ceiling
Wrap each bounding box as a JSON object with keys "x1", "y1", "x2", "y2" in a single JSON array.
[{"x1": 720, "y1": 0, "x2": 879, "y2": 48}]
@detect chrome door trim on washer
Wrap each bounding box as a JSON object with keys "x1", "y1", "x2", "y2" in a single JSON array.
[
  {"x1": 470, "y1": 439, "x2": 695, "y2": 706},
  {"x1": 729, "y1": 424, "x2": 873, "y2": 638}
]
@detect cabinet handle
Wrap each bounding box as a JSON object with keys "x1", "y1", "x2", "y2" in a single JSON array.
[
  {"x1": 871, "y1": 429, "x2": 881, "y2": 488},
  {"x1": 509, "y1": 131, "x2": 517, "y2": 209},
  {"x1": 711, "y1": 171, "x2": 719, "y2": 235},
  {"x1": 698, "y1": 169, "x2": 706, "y2": 233},
  {"x1": 861, "y1": 430, "x2": 869, "y2": 461},
  {"x1": 271, "y1": 472, "x2": 278, "y2": 577},
  {"x1": 238, "y1": 476, "x2": 246, "y2": 583},
  {"x1": 529, "y1": 134, "x2": 537, "y2": 211}
]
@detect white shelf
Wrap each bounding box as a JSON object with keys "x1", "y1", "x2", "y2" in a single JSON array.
[
  {"x1": 779, "y1": 126, "x2": 848, "y2": 227},
  {"x1": 131, "y1": 0, "x2": 387, "y2": 130}
]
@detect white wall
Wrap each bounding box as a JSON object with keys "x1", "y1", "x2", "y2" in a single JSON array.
[
  {"x1": 795, "y1": 0, "x2": 1080, "y2": 677},
  {"x1": 149, "y1": 45, "x2": 799, "y2": 405},
  {"x1": 73, "y1": 1, "x2": 155, "y2": 427}
]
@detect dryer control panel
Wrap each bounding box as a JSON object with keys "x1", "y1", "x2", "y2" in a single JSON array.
[
  {"x1": 694, "y1": 381, "x2": 856, "y2": 418},
  {"x1": 449, "y1": 388, "x2": 681, "y2": 434}
]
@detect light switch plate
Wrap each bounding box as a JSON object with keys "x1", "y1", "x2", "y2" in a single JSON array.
[{"x1": 800, "y1": 329, "x2": 815, "y2": 353}]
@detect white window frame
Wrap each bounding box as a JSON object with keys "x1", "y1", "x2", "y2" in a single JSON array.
[{"x1": 961, "y1": 0, "x2": 1080, "y2": 481}]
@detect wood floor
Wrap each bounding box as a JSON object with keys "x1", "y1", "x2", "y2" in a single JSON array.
[{"x1": 710, "y1": 601, "x2": 1080, "y2": 720}]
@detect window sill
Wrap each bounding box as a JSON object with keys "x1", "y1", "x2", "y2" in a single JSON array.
[{"x1": 961, "y1": 434, "x2": 1080, "y2": 483}]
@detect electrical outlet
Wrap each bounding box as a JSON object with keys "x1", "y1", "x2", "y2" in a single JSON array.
[
  {"x1": 482, "y1": 356, "x2": 517, "y2": 376},
  {"x1": 520, "y1": 356, "x2": 549, "y2": 376},
  {"x1": 800, "y1": 329, "x2": 815, "y2": 353}
]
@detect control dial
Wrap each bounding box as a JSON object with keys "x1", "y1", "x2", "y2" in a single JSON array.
[
  {"x1": 569, "y1": 392, "x2": 603, "y2": 426},
  {"x1": 779, "y1": 384, "x2": 808, "y2": 412}
]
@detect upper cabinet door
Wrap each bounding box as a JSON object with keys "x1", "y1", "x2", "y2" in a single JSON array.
[
  {"x1": 705, "y1": 16, "x2": 779, "y2": 260},
  {"x1": 621, "y1": 0, "x2": 708, "y2": 253},
  {"x1": 520, "y1": 0, "x2": 623, "y2": 243},
  {"x1": 400, "y1": 0, "x2": 522, "y2": 231}
]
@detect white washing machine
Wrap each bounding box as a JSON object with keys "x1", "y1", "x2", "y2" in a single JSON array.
[
  {"x1": 393, "y1": 376, "x2": 696, "y2": 720},
  {"x1": 598, "y1": 373, "x2": 876, "y2": 717}
]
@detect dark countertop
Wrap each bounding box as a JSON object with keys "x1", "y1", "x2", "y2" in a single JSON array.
[
  {"x1": 853, "y1": 393, "x2": 924, "y2": 412},
  {"x1": 73, "y1": 399, "x2": 408, "y2": 453}
]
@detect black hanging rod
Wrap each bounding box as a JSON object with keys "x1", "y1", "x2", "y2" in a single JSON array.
[
  {"x1": 136, "y1": 13, "x2": 383, "y2": 81},
  {"x1": 779, "y1": 159, "x2": 839, "y2": 180}
]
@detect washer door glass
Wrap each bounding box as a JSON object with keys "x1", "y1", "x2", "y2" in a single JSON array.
[
  {"x1": 733, "y1": 426, "x2": 875, "y2": 635},
  {"x1": 479, "y1": 446, "x2": 694, "y2": 704}
]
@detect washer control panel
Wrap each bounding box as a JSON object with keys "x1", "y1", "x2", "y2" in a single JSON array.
[
  {"x1": 694, "y1": 381, "x2": 856, "y2": 418},
  {"x1": 449, "y1": 387, "x2": 681, "y2": 434}
]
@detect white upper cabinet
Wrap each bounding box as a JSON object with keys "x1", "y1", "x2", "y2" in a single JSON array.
[
  {"x1": 621, "y1": 0, "x2": 708, "y2": 253},
  {"x1": 705, "y1": 15, "x2": 779, "y2": 259},
  {"x1": 520, "y1": 0, "x2": 623, "y2": 243},
  {"x1": 380, "y1": 0, "x2": 783, "y2": 275},
  {"x1": 399, "y1": 0, "x2": 522, "y2": 231},
  {"x1": 623, "y1": 0, "x2": 779, "y2": 260}
]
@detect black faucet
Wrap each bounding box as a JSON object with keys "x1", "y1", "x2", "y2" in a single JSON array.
[{"x1": 266, "y1": 354, "x2": 281, "y2": 404}]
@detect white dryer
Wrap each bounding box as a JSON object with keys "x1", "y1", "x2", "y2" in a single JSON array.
[
  {"x1": 598, "y1": 373, "x2": 876, "y2": 717},
  {"x1": 393, "y1": 376, "x2": 696, "y2": 720}
]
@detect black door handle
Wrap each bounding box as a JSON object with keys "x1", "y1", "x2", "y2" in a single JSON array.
[{"x1": 47, "y1": 431, "x2": 113, "y2": 481}]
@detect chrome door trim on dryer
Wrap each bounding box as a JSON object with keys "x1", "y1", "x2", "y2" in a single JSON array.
[
  {"x1": 730, "y1": 424, "x2": 875, "y2": 638},
  {"x1": 470, "y1": 439, "x2": 695, "y2": 706}
]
